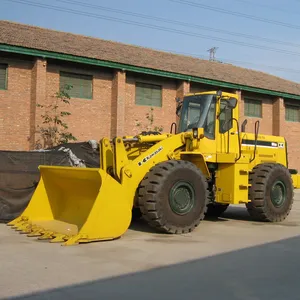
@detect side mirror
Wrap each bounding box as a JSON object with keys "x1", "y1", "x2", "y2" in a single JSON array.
[
  {"x1": 227, "y1": 97, "x2": 237, "y2": 109},
  {"x1": 176, "y1": 98, "x2": 183, "y2": 116},
  {"x1": 176, "y1": 104, "x2": 182, "y2": 116}
]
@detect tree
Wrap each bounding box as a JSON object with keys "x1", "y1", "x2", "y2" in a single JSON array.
[
  {"x1": 135, "y1": 106, "x2": 164, "y2": 133},
  {"x1": 35, "y1": 84, "x2": 77, "y2": 149}
]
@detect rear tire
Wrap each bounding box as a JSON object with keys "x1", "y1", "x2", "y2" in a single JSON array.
[
  {"x1": 138, "y1": 160, "x2": 209, "y2": 234},
  {"x1": 247, "y1": 163, "x2": 294, "y2": 222}
]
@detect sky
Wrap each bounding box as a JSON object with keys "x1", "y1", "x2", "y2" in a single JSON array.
[{"x1": 1, "y1": 0, "x2": 300, "y2": 83}]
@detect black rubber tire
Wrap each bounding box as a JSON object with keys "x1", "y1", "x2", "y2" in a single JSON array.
[
  {"x1": 246, "y1": 163, "x2": 294, "y2": 222},
  {"x1": 205, "y1": 203, "x2": 229, "y2": 218},
  {"x1": 138, "y1": 160, "x2": 209, "y2": 234}
]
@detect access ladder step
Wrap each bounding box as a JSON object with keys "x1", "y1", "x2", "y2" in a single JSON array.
[
  {"x1": 239, "y1": 184, "x2": 250, "y2": 190},
  {"x1": 239, "y1": 169, "x2": 248, "y2": 175}
]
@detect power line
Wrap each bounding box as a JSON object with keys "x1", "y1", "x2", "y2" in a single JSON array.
[
  {"x1": 6, "y1": 0, "x2": 300, "y2": 59},
  {"x1": 169, "y1": 0, "x2": 300, "y2": 30},
  {"x1": 230, "y1": 0, "x2": 300, "y2": 16},
  {"x1": 1, "y1": 4, "x2": 298, "y2": 77},
  {"x1": 3, "y1": 0, "x2": 300, "y2": 77},
  {"x1": 52, "y1": 0, "x2": 300, "y2": 49},
  {"x1": 157, "y1": 48, "x2": 300, "y2": 75}
]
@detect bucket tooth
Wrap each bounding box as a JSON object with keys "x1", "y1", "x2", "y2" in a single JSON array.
[
  {"x1": 38, "y1": 231, "x2": 54, "y2": 240},
  {"x1": 19, "y1": 225, "x2": 36, "y2": 234},
  {"x1": 15, "y1": 223, "x2": 31, "y2": 232},
  {"x1": 19, "y1": 229, "x2": 32, "y2": 234},
  {"x1": 12, "y1": 221, "x2": 28, "y2": 229},
  {"x1": 25, "y1": 226, "x2": 42, "y2": 236},
  {"x1": 63, "y1": 235, "x2": 83, "y2": 246},
  {"x1": 50, "y1": 234, "x2": 68, "y2": 243},
  {"x1": 27, "y1": 231, "x2": 42, "y2": 237},
  {"x1": 8, "y1": 216, "x2": 28, "y2": 226},
  {"x1": 29, "y1": 225, "x2": 40, "y2": 231},
  {"x1": 11, "y1": 224, "x2": 22, "y2": 229}
]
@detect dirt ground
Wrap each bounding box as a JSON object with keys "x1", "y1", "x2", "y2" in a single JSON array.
[{"x1": 1, "y1": 192, "x2": 300, "y2": 300}]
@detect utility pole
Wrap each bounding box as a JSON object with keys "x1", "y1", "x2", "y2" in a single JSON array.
[{"x1": 208, "y1": 47, "x2": 218, "y2": 61}]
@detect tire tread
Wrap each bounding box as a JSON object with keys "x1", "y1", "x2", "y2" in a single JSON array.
[
  {"x1": 138, "y1": 160, "x2": 209, "y2": 234},
  {"x1": 247, "y1": 163, "x2": 294, "y2": 222}
]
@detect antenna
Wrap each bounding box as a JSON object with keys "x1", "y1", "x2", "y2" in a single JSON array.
[{"x1": 208, "y1": 47, "x2": 218, "y2": 61}]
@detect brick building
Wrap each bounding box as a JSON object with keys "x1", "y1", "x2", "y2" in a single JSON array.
[{"x1": 0, "y1": 20, "x2": 300, "y2": 169}]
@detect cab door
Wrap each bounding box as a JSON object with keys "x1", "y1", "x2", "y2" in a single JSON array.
[
  {"x1": 216, "y1": 98, "x2": 239, "y2": 162},
  {"x1": 198, "y1": 96, "x2": 218, "y2": 162}
]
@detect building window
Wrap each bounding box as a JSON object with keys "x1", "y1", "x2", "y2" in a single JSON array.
[
  {"x1": 135, "y1": 82, "x2": 162, "y2": 107},
  {"x1": 0, "y1": 64, "x2": 8, "y2": 90},
  {"x1": 60, "y1": 71, "x2": 93, "y2": 99},
  {"x1": 285, "y1": 105, "x2": 300, "y2": 122},
  {"x1": 244, "y1": 98, "x2": 262, "y2": 118}
]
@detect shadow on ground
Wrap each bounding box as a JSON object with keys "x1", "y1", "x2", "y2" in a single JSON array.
[
  {"x1": 220, "y1": 206, "x2": 253, "y2": 221},
  {"x1": 221, "y1": 206, "x2": 300, "y2": 227},
  {"x1": 4, "y1": 235, "x2": 300, "y2": 300},
  {"x1": 129, "y1": 205, "x2": 253, "y2": 234}
]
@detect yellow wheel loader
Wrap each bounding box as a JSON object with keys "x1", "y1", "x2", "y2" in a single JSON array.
[{"x1": 8, "y1": 90, "x2": 300, "y2": 245}]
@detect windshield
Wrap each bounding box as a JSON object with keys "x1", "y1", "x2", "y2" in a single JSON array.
[{"x1": 178, "y1": 94, "x2": 216, "y2": 137}]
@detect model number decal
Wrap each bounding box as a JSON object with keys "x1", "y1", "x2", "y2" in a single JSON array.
[{"x1": 138, "y1": 146, "x2": 163, "y2": 166}]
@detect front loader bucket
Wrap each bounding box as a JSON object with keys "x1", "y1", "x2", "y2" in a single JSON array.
[{"x1": 8, "y1": 166, "x2": 132, "y2": 246}]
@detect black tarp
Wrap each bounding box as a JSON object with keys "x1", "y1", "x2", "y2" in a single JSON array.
[
  {"x1": 0, "y1": 141, "x2": 100, "y2": 223},
  {"x1": 48, "y1": 141, "x2": 100, "y2": 168}
]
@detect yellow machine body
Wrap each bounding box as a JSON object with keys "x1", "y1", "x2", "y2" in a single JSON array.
[{"x1": 8, "y1": 91, "x2": 300, "y2": 245}]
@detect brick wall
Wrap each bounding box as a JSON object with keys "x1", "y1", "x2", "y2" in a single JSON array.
[
  {"x1": 283, "y1": 99, "x2": 300, "y2": 169},
  {"x1": 111, "y1": 70, "x2": 126, "y2": 137},
  {"x1": 0, "y1": 53, "x2": 299, "y2": 170},
  {"x1": 239, "y1": 91, "x2": 274, "y2": 135},
  {"x1": 45, "y1": 61, "x2": 113, "y2": 144},
  {"x1": 125, "y1": 73, "x2": 177, "y2": 135},
  {"x1": 0, "y1": 57, "x2": 33, "y2": 150},
  {"x1": 30, "y1": 58, "x2": 47, "y2": 149}
]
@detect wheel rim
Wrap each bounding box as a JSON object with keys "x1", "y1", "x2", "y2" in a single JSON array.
[
  {"x1": 169, "y1": 181, "x2": 195, "y2": 215},
  {"x1": 271, "y1": 180, "x2": 286, "y2": 207}
]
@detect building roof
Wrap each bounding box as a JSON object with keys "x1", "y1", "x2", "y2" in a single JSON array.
[{"x1": 1, "y1": 20, "x2": 300, "y2": 98}]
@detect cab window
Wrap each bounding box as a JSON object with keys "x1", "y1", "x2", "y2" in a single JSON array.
[
  {"x1": 219, "y1": 100, "x2": 233, "y2": 133},
  {"x1": 204, "y1": 99, "x2": 216, "y2": 139}
]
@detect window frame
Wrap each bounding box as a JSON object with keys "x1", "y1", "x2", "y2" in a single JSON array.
[
  {"x1": 0, "y1": 63, "x2": 8, "y2": 90},
  {"x1": 203, "y1": 96, "x2": 217, "y2": 140},
  {"x1": 135, "y1": 81, "x2": 162, "y2": 107},
  {"x1": 59, "y1": 71, "x2": 93, "y2": 100},
  {"x1": 219, "y1": 99, "x2": 233, "y2": 134},
  {"x1": 244, "y1": 97, "x2": 262, "y2": 118},
  {"x1": 285, "y1": 104, "x2": 300, "y2": 122}
]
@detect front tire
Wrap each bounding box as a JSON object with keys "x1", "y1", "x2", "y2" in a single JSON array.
[
  {"x1": 247, "y1": 163, "x2": 294, "y2": 222},
  {"x1": 138, "y1": 160, "x2": 209, "y2": 234}
]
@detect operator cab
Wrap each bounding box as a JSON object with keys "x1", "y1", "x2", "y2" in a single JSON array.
[{"x1": 176, "y1": 91, "x2": 237, "y2": 139}]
